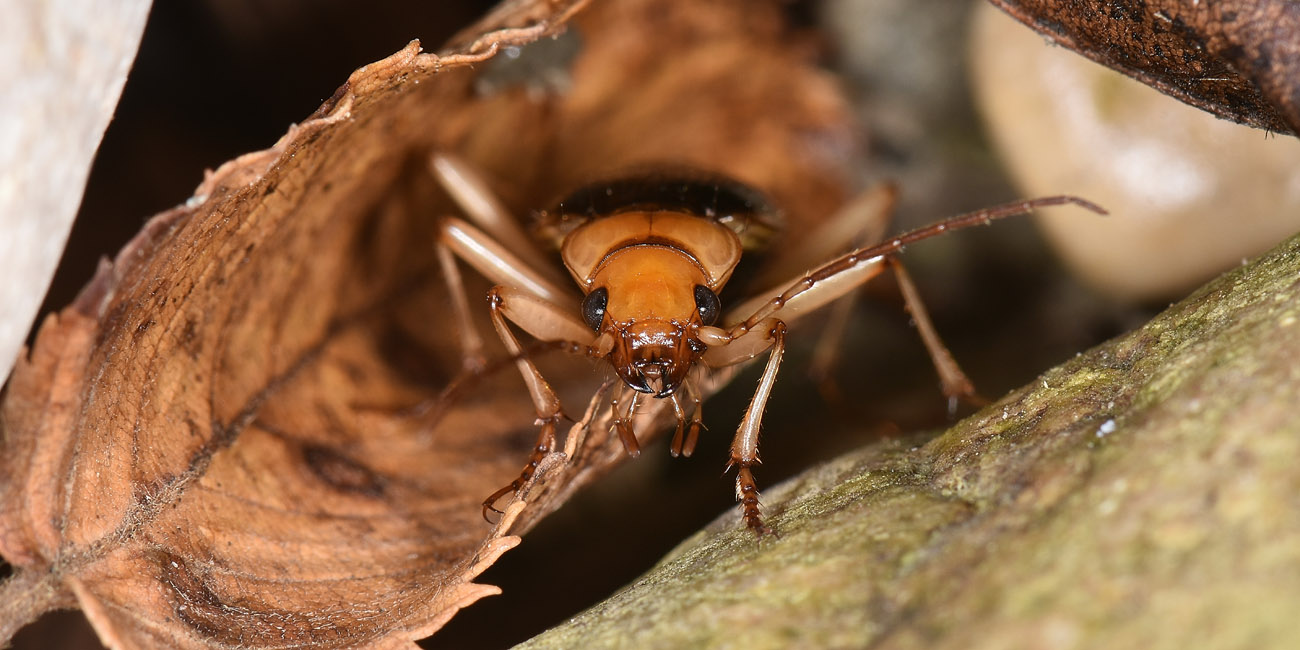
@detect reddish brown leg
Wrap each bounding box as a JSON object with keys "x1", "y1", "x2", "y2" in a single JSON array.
[
  {"x1": 478, "y1": 287, "x2": 591, "y2": 521},
  {"x1": 807, "y1": 292, "x2": 858, "y2": 402},
  {"x1": 754, "y1": 183, "x2": 896, "y2": 398},
  {"x1": 886, "y1": 256, "x2": 983, "y2": 413},
  {"x1": 435, "y1": 238, "x2": 487, "y2": 372},
  {"x1": 727, "y1": 321, "x2": 786, "y2": 536},
  {"x1": 734, "y1": 464, "x2": 769, "y2": 535},
  {"x1": 482, "y1": 416, "x2": 559, "y2": 520}
]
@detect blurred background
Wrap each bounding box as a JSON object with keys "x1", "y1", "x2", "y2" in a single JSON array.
[{"x1": 16, "y1": 0, "x2": 1300, "y2": 648}]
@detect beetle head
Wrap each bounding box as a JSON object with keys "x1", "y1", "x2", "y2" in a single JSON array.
[
  {"x1": 606, "y1": 319, "x2": 703, "y2": 396},
  {"x1": 582, "y1": 247, "x2": 723, "y2": 397}
]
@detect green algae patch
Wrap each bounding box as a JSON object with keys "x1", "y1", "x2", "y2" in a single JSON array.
[{"x1": 520, "y1": 232, "x2": 1300, "y2": 650}]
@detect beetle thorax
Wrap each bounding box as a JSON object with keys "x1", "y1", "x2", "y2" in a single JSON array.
[{"x1": 562, "y1": 210, "x2": 740, "y2": 396}]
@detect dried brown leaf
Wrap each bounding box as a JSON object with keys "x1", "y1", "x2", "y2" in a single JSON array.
[
  {"x1": 0, "y1": 0, "x2": 856, "y2": 647},
  {"x1": 987, "y1": 0, "x2": 1300, "y2": 135}
]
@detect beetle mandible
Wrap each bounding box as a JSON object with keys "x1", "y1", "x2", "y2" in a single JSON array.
[{"x1": 430, "y1": 153, "x2": 1104, "y2": 534}]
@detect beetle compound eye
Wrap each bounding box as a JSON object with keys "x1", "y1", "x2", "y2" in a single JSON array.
[
  {"x1": 581, "y1": 287, "x2": 609, "y2": 331},
  {"x1": 694, "y1": 285, "x2": 721, "y2": 326}
]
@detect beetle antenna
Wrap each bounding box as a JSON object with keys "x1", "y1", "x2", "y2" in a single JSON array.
[
  {"x1": 413, "y1": 338, "x2": 591, "y2": 423},
  {"x1": 860, "y1": 195, "x2": 1106, "y2": 259}
]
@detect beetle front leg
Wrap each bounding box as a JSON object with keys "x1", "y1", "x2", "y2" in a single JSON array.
[
  {"x1": 481, "y1": 420, "x2": 558, "y2": 519},
  {"x1": 481, "y1": 285, "x2": 603, "y2": 520},
  {"x1": 702, "y1": 319, "x2": 788, "y2": 535}
]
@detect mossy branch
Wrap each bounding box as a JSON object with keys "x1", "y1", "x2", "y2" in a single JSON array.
[{"x1": 522, "y1": 230, "x2": 1300, "y2": 650}]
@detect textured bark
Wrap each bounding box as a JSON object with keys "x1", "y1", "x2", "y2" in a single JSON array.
[
  {"x1": 987, "y1": 0, "x2": 1300, "y2": 135},
  {"x1": 520, "y1": 229, "x2": 1300, "y2": 649}
]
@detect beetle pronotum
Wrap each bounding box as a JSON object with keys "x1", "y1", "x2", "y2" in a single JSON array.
[{"x1": 431, "y1": 153, "x2": 1104, "y2": 534}]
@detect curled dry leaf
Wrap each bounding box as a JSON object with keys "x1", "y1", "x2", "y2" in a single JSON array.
[
  {"x1": 0, "y1": 0, "x2": 855, "y2": 647},
  {"x1": 987, "y1": 0, "x2": 1300, "y2": 135}
]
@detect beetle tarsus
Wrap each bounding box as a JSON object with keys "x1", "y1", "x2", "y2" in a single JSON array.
[
  {"x1": 481, "y1": 417, "x2": 558, "y2": 523},
  {"x1": 735, "y1": 464, "x2": 775, "y2": 536}
]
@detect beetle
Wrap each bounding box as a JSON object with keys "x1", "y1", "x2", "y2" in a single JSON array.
[{"x1": 429, "y1": 152, "x2": 1104, "y2": 534}]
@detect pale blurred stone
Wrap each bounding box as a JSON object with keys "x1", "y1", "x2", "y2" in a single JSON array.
[
  {"x1": 0, "y1": 0, "x2": 151, "y2": 384},
  {"x1": 970, "y1": 3, "x2": 1300, "y2": 302}
]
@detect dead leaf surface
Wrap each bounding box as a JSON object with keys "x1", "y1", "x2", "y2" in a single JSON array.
[
  {"x1": 0, "y1": 0, "x2": 855, "y2": 647},
  {"x1": 987, "y1": 0, "x2": 1300, "y2": 135}
]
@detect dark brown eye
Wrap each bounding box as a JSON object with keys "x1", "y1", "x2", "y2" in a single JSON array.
[
  {"x1": 694, "y1": 285, "x2": 721, "y2": 326},
  {"x1": 581, "y1": 287, "x2": 609, "y2": 331}
]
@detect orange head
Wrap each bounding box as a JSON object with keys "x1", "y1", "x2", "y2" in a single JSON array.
[{"x1": 579, "y1": 245, "x2": 722, "y2": 396}]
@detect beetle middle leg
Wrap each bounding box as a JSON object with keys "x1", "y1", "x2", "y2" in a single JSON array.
[
  {"x1": 755, "y1": 182, "x2": 978, "y2": 407},
  {"x1": 699, "y1": 195, "x2": 1105, "y2": 533},
  {"x1": 425, "y1": 160, "x2": 602, "y2": 518},
  {"x1": 886, "y1": 255, "x2": 980, "y2": 412},
  {"x1": 431, "y1": 152, "x2": 573, "y2": 372}
]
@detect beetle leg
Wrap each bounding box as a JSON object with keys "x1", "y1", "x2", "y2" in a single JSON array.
[
  {"x1": 727, "y1": 320, "x2": 786, "y2": 535},
  {"x1": 431, "y1": 151, "x2": 590, "y2": 370},
  {"x1": 686, "y1": 379, "x2": 705, "y2": 457},
  {"x1": 487, "y1": 285, "x2": 594, "y2": 351},
  {"x1": 482, "y1": 420, "x2": 557, "y2": 519},
  {"x1": 801, "y1": 187, "x2": 898, "y2": 392},
  {"x1": 725, "y1": 196, "x2": 1106, "y2": 333},
  {"x1": 719, "y1": 201, "x2": 1084, "y2": 411},
  {"x1": 480, "y1": 286, "x2": 601, "y2": 520},
  {"x1": 433, "y1": 202, "x2": 578, "y2": 369},
  {"x1": 486, "y1": 283, "x2": 595, "y2": 425},
  {"x1": 723, "y1": 254, "x2": 890, "y2": 334},
  {"x1": 732, "y1": 184, "x2": 898, "y2": 389},
  {"x1": 698, "y1": 319, "x2": 786, "y2": 534},
  {"x1": 440, "y1": 217, "x2": 573, "y2": 307},
  {"x1": 886, "y1": 256, "x2": 981, "y2": 412},
  {"x1": 430, "y1": 152, "x2": 559, "y2": 279},
  {"x1": 699, "y1": 317, "x2": 782, "y2": 368},
  {"x1": 434, "y1": 240, "x2": 488, "y2": 371},
  {"x1": 684, "y1": 393, "x2": 704, "y2": 458},
  {"x1": 806, "y1": 294, "x2": 857, "y2": 401},
  {"x1": 754, "y1": 182, "x2": 898, "y2": 289},
  {"x1": 562, "y1": 379, "x2": 617, "y2": 460},
  {"x1": 719, "y1": 246, "x2": 980, "y2": 413},
  {"x1": 668, "y1": 391, "x2": 688, "y2": 457}
]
